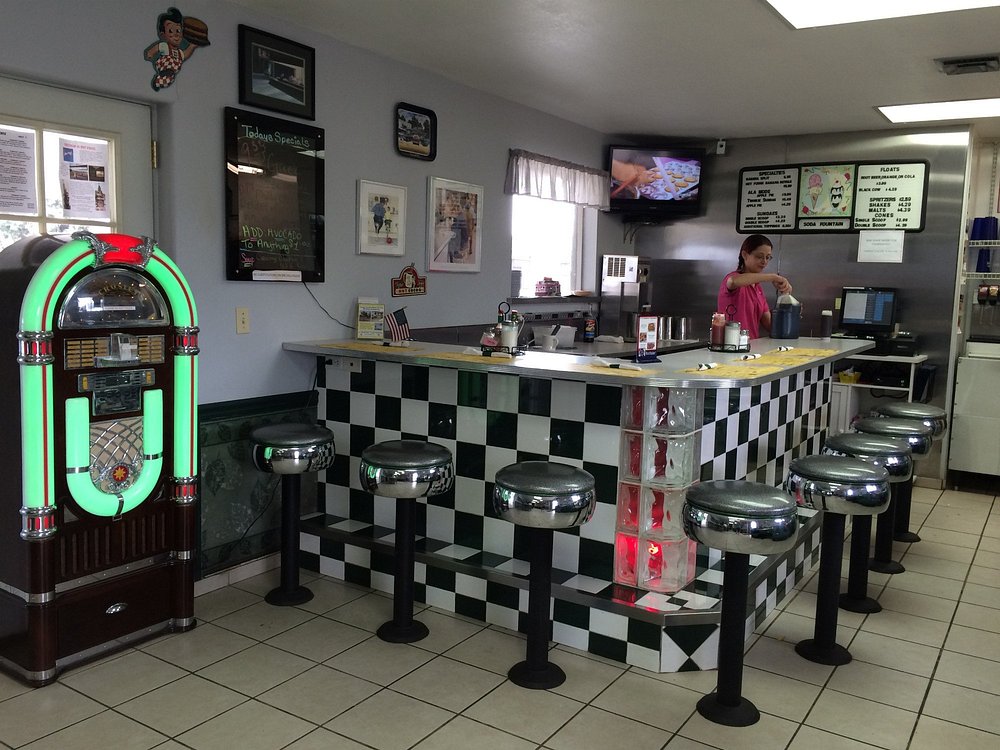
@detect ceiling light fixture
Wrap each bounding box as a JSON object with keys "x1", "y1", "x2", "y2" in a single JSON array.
[
  {"x1": 878, "y1": 98, "x2": 1000, "y2": 123},
  {"x1": 935, "y1": 54, "x2": 1000, "y2": 75},
  {"x1": 765, "y1": 0, "x2": 1000, "y2": 29}
]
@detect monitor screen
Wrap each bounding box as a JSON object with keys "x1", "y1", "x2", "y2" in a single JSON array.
[
  {"x1": 607, "y1": 146, "x2": 704, "y2": 218},
  {"x1": 838, "y1": 287, "x2": 897, "y2": 335}
]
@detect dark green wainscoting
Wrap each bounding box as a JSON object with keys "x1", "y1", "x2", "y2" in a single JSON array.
[{"x1": 198, "y1": 391, "x2": 318, "y2": 578}]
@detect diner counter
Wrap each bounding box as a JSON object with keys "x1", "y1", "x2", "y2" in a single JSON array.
[{"x1": 283, "y1": 336, "x2": 875, "y2": 388}]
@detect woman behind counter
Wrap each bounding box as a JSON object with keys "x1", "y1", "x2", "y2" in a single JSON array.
[{"x1": 718, "y1": 234, "x2": 792, "y2": 339}]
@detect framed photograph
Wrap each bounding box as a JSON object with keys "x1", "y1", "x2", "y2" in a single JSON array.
[
  {"x1": 396, "y1": 102, "x2": 436, "y2": 161},
  {"x1": 427, "y1": 177, "x2": 482, "y2": 272},
  {"x1": 224, "y1": 107, "x2": 324, "y2": 282},
  {"x1": 358, "y1": 180, "x2": 405, "y2": 256},
  {"x1": 238, "y1": 25, "x2": 315, "y2": 120}
]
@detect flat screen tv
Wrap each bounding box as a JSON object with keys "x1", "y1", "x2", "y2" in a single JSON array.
[
  {"x1": 838, "y1": 286, "x2": 897, "y2": 336},
  {"x1": 607, "y1": 145, "x2": 704, "y2": 220}
]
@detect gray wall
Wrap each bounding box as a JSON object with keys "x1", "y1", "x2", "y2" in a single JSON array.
[{"x1": 0, "y1": 0, "x2": 611, "y2": 403}]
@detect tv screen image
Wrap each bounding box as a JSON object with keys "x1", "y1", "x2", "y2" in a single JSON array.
[
  {"x1": 608, "y1": 146, "x2": 704, "y2": 218},
  {"x1": 838, "y1": 286, "x2": 897, "y2": 335}
]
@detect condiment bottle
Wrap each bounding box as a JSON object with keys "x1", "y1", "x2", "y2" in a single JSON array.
[
  {"x1": 724, "y1": 321, "x2": 740, "y2": 347},
  {"x1": 710, "y1": 313, "x2": 726, "y2": 347}
]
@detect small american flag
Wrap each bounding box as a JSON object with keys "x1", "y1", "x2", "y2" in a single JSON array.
[{"x1": 385, "y1": 307, "x2": 411, "y2": 341}]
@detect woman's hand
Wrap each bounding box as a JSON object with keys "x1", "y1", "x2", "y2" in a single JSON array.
[{"x1": 771, "y1": 275, "x2": 792, "y2": 294}]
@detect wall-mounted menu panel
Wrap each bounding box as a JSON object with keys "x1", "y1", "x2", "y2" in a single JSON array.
[{"x1": 737, "y1": 160, "x2": 927, "y2": 234}]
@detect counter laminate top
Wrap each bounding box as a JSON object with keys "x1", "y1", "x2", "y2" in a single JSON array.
[{"x1": 284, "y1": 336, "x2": 874, "y2": 389}]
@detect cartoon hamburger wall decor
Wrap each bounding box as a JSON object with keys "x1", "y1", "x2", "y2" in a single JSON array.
[{"x1": 143, "y1": 7, "x2": 210, "y2": 91}]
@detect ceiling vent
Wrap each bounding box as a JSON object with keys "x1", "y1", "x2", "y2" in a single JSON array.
[{"x1": 935, "y1": 54, "x2": 1000, "y2": 75}]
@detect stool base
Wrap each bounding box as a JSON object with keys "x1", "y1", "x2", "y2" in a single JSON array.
[
  {"x1": 265, "y1": 586, "x2": 314, "y2": 607},
  {"x1": 696, "y1": 693, "x2": 760, "y2": 727},
  {"x1": 893, "y1": 530, "x2": 921, "y2": 543},
  {"x1": 795, "y1": 638, "x2": 852, "y2": 666},
  {"x1": 508, "y1": 660, "x2": 566, "y2": 690},
  {"x1": 868, "y1": 558, "x2": 905, "y2": 575},
  {"x1": 839, "y1": 592, "x2": 882, "y2": 614},
  {"x1": 377, "y1": 619, "x2": 428, "y2": 644}
]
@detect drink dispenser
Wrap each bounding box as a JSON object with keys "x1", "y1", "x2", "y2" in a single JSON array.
[{"x1": 0, "y1": 232, "x2": 199, "y2": 685}]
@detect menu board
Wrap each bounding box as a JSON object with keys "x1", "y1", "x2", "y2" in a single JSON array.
[
  {"x1": 225, "y1": 108, "x2": 325, "y2": 282},
  {"x1": 738, "y1": 160, "x2": 927, "y2": 234}
]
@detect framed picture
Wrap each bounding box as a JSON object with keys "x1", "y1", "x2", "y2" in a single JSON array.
[
  {"x1": 427, "y1": 177, "x2": 482, "y2": 272},
  {"x1": 358, "y1": 180, "x2": 405, "y2": 256},
  {"x1": 396, "y1": 102, "x2": 436, "y2": 161},
  {"x1": 224, "y1": 107, "x2": 324, "y2": 282},
  {"x1": 238, "y1": 25, "x2": 315, "y2": 120}
]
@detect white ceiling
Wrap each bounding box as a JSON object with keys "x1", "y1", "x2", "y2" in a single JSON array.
[{"x1": 229, "y1": 0, "x2": 1000, "y2": 139}]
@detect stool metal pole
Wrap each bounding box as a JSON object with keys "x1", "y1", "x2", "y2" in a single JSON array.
[
  {"x1": 796, "y1": 513, "x2": 851, "y2": 665},
  {"x1": 712, "y1": 552, "x2": 752, "y2": 713},
  {"x1": 840, "y1": 515, "x2": 881, "y2": 613},
  {"x1": 508, "y1": 528, "x2": 566, "y2": 689},
  {"x1": 377, "y1": 498, "x2": 429, "y2": 643},
  {"x1": 265, "y1": 474, "x2": 314, "y2": 606},
  {"x1": 892, "y1": 478, "x2": 920, "y2": 543},
  {"x1": 869, "y1": 486, "x2": 905, "y2": 574}
]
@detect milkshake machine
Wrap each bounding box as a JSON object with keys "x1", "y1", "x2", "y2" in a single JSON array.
[
  {"x1": 0, "y1": 232, "x2": 199, "y2": 685},
  {"x1": 600, "y1": 255, "x2": 651, "y2": 340}
]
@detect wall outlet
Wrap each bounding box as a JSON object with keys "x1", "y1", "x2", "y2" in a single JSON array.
[
  {"x1": 236, "y1": 307, "x2": 250, "y2": 334},
  {"x1": 716, "y1": 138, "x2": 727, "y2": 155},
  {"x1": 327, "y1": 356, "x2": 361, "y2": 371}
]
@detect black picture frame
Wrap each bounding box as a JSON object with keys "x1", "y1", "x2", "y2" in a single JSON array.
[
  {"x1": 395, "y1": 102, "x2": 437, "y2": 161},
  {"x1": 238, "y1": 25, "x2": 315, "y2": 120},
  {"x1": 224, "y1": 107, "x2": 325, "y2": 282}
]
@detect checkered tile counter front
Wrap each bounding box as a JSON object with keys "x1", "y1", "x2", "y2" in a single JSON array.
[{"x1": 302, "y1": 358, "x2": 831, "y2": 672}]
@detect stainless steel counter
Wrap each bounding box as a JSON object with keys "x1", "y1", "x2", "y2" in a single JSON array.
[{"x1": 283, "y1": 336, "x2": 875, "y2": 388}]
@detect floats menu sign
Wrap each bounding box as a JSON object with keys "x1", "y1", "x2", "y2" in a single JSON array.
[{"x1": 737, "y1": 160, "x2": 927, "y2": 234}]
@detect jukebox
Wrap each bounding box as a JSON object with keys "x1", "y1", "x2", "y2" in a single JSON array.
[{"x1": 0, "y1": 231, "x2": 198, "y2": 685}]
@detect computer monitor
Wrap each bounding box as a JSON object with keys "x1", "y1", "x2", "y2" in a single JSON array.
[{"x1": 838, "y1": 287, "x2": 897, "y2": 336}]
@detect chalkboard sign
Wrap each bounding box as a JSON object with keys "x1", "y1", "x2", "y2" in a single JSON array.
[{"x1": 225, "y1": 107, "x2": 324, "y2": 281}]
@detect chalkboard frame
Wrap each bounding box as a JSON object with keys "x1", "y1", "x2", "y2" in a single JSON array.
[{"x1": 224, "y1": 107, "x2": 325, "y2": 282}]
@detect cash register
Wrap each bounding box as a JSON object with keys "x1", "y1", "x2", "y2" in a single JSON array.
[{"x1": 831, "y1": 286, "x2": 919, "y2": 356}]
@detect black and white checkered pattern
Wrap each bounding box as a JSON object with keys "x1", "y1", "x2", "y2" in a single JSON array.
[{"x1": 307, "y1": 358, "x2": 832, "y2": 671}]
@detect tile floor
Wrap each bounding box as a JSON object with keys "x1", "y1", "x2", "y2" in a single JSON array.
[{"x1": 1, "y1": 486, "x2": 999, "y2": 750}]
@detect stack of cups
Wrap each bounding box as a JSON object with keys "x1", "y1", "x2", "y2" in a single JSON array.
[{"x1": 971, "y1": 216, "x2": 999, "y2": 273}]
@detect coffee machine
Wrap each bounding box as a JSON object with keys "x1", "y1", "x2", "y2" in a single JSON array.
[{"x1": 600, "y1": 255, "x2": 651, "y2": 340}]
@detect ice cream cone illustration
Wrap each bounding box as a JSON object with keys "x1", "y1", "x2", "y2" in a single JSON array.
[{"x1": 807, "y1": 173, "x2": 823, "y2": 209}]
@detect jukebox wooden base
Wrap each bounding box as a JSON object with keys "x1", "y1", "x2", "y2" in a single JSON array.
[{"x1": 0, "y1": 560, "x2": 194, "y2": 686}]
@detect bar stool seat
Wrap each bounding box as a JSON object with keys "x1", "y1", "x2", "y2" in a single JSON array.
[
  {"x1": 875, "y1": 402, "x2": 948, "y2": 439},
  {"x1": 494, "y1": 461, "x2": 596, "y2": 690},
  {"x1": 823, "y1": 433, "x2": 912, "y2": 613},
  {"x1": 361, "y1": 440, "x2": 453, "y2": 643},
  {"x1": 251, "y1": 423, "x2": 335, "y2": 606},
  {"x1": 786, "y1": 456, "x2": 889, "y2": 666},
  {"x1": 855, "y1": 416, "x2": 933, "y2": 557},
  {"x1": 683, "y1": 480, "x2": 798, "y2": 726}
]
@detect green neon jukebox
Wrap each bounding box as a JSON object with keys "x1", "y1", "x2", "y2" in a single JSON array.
[{"x1": 0, "y1": 232, "x2": 198, "y2": 685}]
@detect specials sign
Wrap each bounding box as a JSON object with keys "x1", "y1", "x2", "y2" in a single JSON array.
[{"x1": 738, "y1": 160, "x2": 927, "y2": 234}]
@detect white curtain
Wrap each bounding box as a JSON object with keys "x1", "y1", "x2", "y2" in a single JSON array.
[{"x1": 504, "y1": 149, "x2": 609, "y2": 210}]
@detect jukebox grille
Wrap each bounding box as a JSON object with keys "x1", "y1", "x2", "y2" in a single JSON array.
[
  {"x1": 90, "y1": 417, "x2": 145, "y2": 493},
  {"x1": 64, "y1": 335, "x2": 165, "y2": 370}
]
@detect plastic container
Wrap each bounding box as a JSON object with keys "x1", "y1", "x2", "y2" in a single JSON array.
[
  {"x1": 820, "y1": 309, "x2": 833, "y2": 340},
  {"x1": 772, "y1": 293, "x2": 801, "y2": 339}
]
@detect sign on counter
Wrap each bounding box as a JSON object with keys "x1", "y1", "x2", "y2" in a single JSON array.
[{"x1": 738, "y1": 160, "x2": 927, "y2": 234}]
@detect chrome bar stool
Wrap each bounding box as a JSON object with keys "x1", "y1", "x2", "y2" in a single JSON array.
[
  {"x1": 875, "y1": 403, "x2": 948, "y2": 543},
  {"x1": 250, "y1": 423, "x2": 335, "y2": 606},
  {"x1": 683, "y1": 480, "x2": 798, "y2": 726},
  {"x1": 822, "y1": 433, "x2": 912, "y2": 614},
  {"x1": 494, "y1": 461, "x2": 596, "y2": 690},
  {"x1": 853, "y1": 417, "x2": 933, "y2": 573},
  {"x1": 360, "y1": 439, "x2": 453, "y2": 643},
  {"x1": 786, "y1": 456, "x2": 890, "y2": 665}
]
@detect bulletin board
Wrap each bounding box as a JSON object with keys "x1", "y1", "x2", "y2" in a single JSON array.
[{"x1": 224, "y1": 107, "x2": 325, "y2": 281}]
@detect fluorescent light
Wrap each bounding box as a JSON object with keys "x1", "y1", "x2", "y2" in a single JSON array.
[
  {"x1": 879, "y1": 98, "x2": 1000, "y2": 123},
  {"x1": 766, "y1": 0, "x2": 1000, "y2": 28}
]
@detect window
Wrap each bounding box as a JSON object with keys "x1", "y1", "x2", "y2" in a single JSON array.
[
  {"x1": 0, "y1": 76, "x2": 153, "y2": 253},
  {"x1": 510, "y1": 194, "x2": 586, "y2": 297}
]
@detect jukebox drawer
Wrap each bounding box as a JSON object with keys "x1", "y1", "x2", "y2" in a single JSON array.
[{"x1": 57, "y1": 564, "x2": 173, "y2": 658}]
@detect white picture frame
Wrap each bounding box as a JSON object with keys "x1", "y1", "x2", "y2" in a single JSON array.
[
  {"x1": 357, "y1": 179, "x2": 405, "y2": 256},
  {"x1": 427, "y1": 176, "x2": 482, "y2": 272}
]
